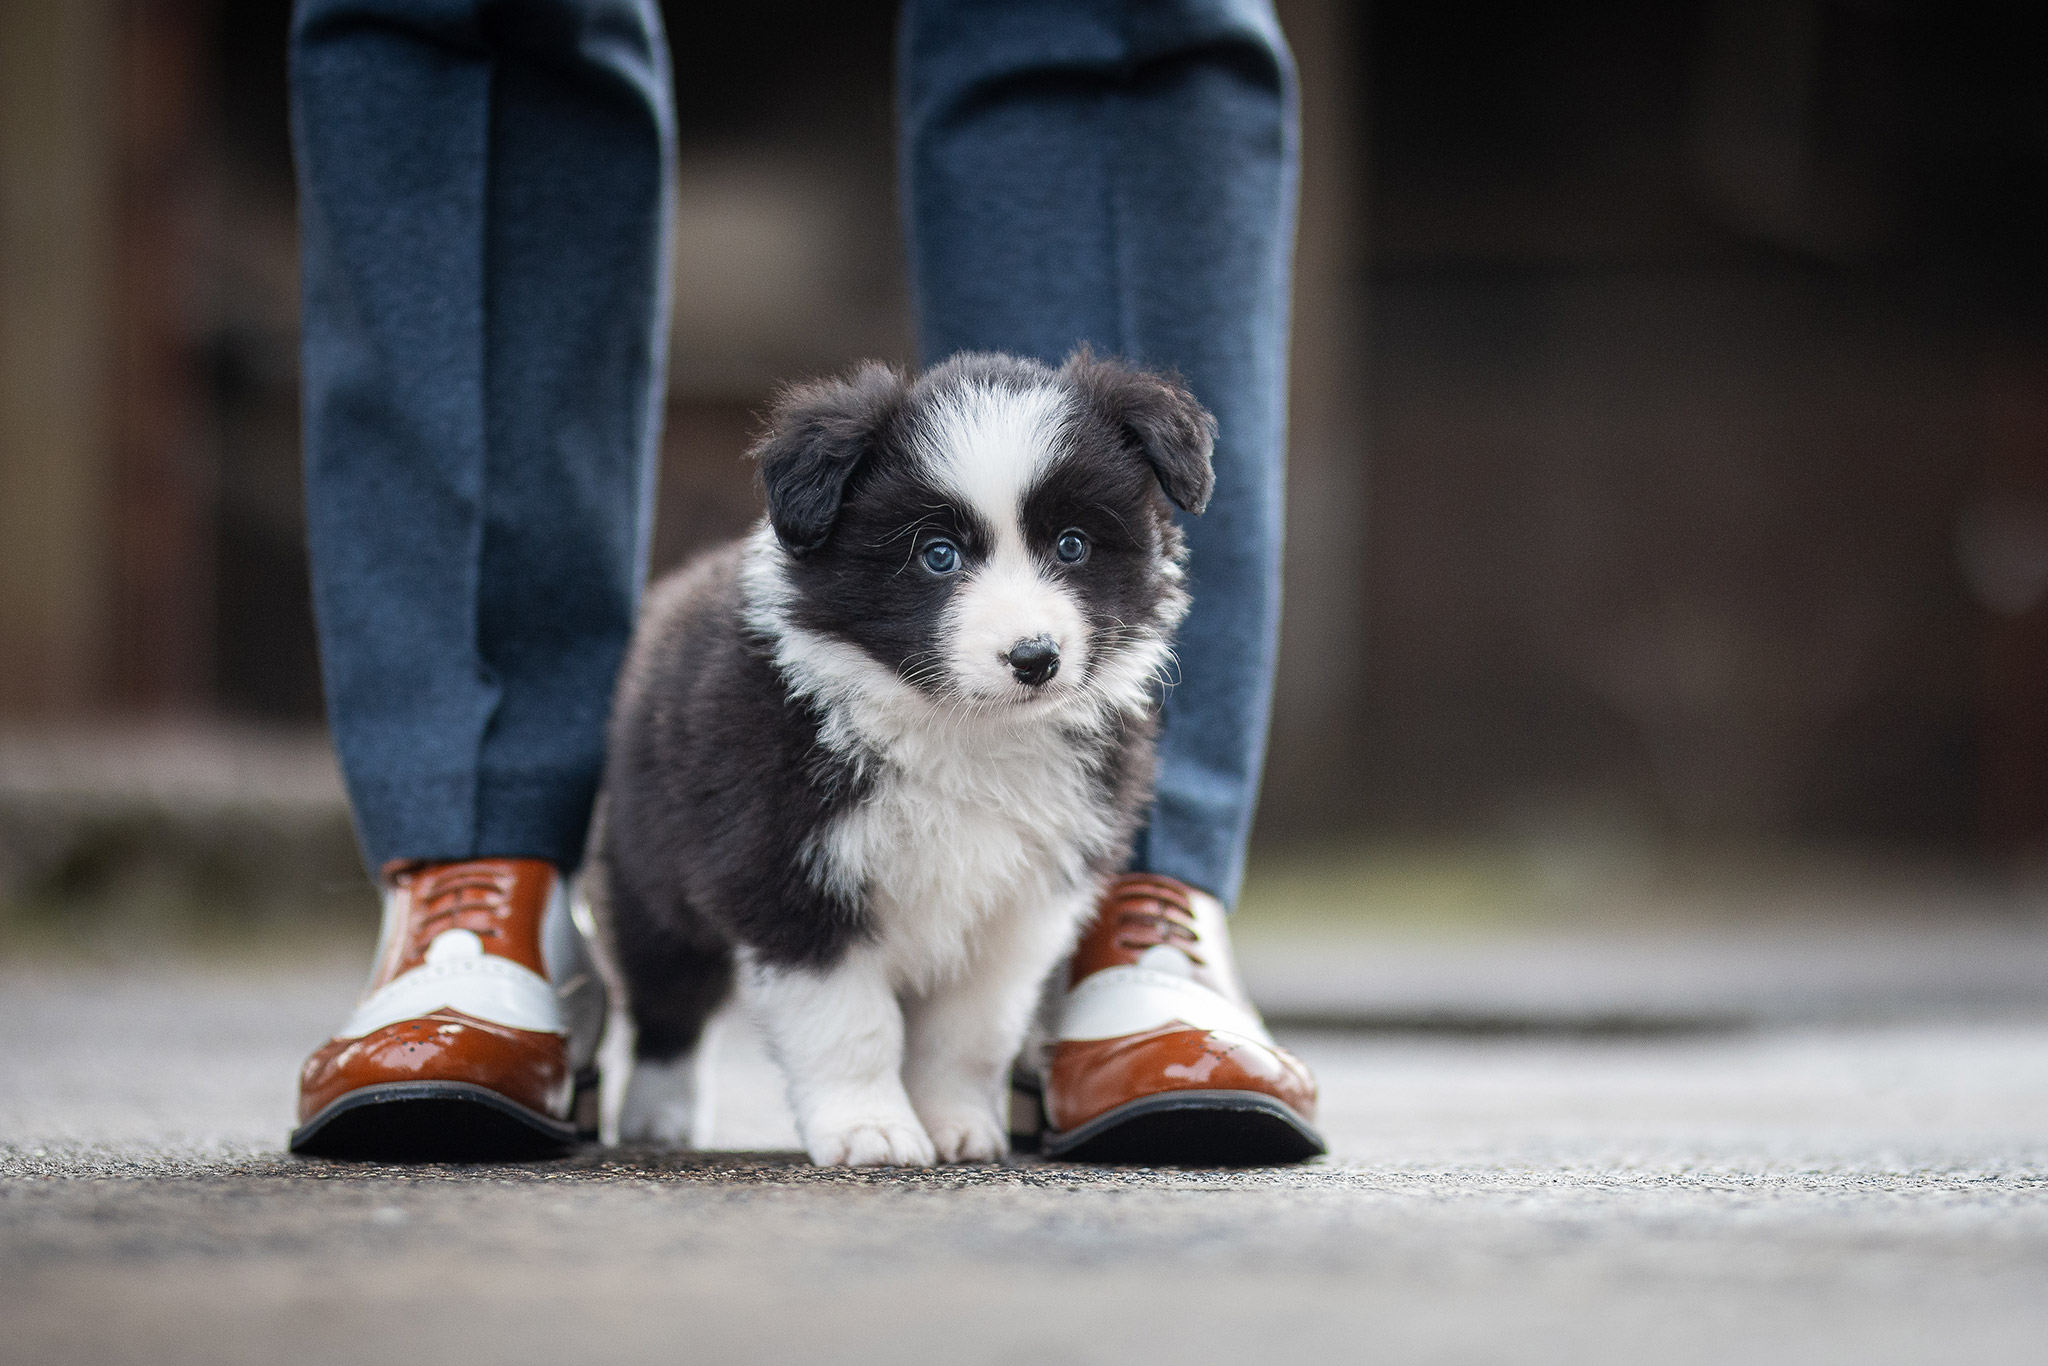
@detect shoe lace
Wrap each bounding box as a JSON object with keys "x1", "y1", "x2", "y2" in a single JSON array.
[
  {"x1": 1111, "y1": 882, "x2": 1205, "y2": 966},
  {"x1": 407, "y1": 863, "x2": 517, "y2": 950}
]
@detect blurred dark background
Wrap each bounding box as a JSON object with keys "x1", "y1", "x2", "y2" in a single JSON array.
[{"x1": 7, "y1": 0, "x2": 2048, "y2": 910}]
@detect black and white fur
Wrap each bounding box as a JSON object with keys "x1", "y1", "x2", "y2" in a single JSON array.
[{"x1": 589, "y1": 350, "x2": 1213, "y2": 1166}]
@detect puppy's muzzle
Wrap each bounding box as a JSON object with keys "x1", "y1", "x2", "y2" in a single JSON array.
[{"x1": 1006, "y1": 637, "x2": 1061, "y2": 687}]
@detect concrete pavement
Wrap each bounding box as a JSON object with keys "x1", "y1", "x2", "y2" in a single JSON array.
[{"x1": 4, "y1": 950, "x2": 2047, "y2": 1365}]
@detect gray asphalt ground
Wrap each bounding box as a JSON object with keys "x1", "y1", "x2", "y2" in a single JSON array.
[{"x1": 5, "y1": 939, "x2": 2048, "y2": 1366}]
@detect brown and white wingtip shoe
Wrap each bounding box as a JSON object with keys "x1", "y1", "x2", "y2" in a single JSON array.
[
  {"x1": 291, "y1": 858, "x2": 593, "y2": 1162},
  {"x1": 1039, "y1": 872, "x2": 1325, "y2": 1165}
]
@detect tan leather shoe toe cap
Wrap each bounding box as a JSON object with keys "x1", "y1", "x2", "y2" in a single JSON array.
[
  {"x1": 297, "y1": 1009, "x2": 571, "y2": 1125},
  {"x1": 1045, "y1": 1024, "x2": 1319, "y2": 1135}
]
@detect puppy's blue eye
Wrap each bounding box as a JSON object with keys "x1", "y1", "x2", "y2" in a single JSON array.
[
  {"x1": 922, "y1": 540, "x2": 961, "y2": 574},
  {"x1": 1055, "y1": 530, "x2": 1089, "y2": 564}
]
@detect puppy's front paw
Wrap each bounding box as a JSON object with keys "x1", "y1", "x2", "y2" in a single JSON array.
[
  {"x1": 923, "y1": 1107, "x2": 1008, "y2": 1164},
  {"x1": 616, "y1": 1100, "x2": 692, "y2": 1147},
  {"x1": 807, "y1": 1117, "x2": 937, "y2": 1168},
  {"x1": 617, "y1": 1056, "x2": 702, "y2": 1148}
]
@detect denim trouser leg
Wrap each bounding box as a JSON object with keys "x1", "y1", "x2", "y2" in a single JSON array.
[
  {"x1": 900, "y1": 0, "x2": 1298, "y2": 907},
  {"x1": 292, "y1": 0, "x2": 673, "y2": 871}
]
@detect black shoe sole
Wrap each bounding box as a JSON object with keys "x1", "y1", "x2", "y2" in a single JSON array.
[
  {"x1": 1041, "y1": 1089, "x2": 1327, "y2": 1166},
  {"x1": 289, "y1": 1081, "x2": 580, "y2": 1162}
]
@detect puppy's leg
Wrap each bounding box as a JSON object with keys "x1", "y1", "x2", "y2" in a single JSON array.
[
  {"x1": 606, "y1": 883, "x2": 734, "y2": 1149},
  {"x1": 745, "y1": 947, "x2": 935, "y2": 1167},
  {"x1": 616, "y1": 1011, "x2": 722, "y2": 1147},
  {"x1": 903, "y1": 893, "x2": 1088, "y2": 1163}
]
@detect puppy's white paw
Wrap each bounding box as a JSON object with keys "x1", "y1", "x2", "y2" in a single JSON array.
[
  {"x1": 807, "y1": 1117, "x2": 937, "y2": 1168},
  {"x1": 923, "y1": 1107, "x2": 1008, "y2": 1164},
  {"x1": 616, "y1": 1093, "x2": 693, "y2": 1146},
  {"x1": 616, "y1": 1053, "x2": 707, "y2": 1148}
]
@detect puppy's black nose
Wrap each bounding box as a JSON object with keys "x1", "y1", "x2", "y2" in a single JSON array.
[{"x1": 1006, "y1": 638, "x2": 1060, "y2": 686}]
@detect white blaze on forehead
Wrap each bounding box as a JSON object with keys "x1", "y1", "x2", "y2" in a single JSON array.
[
  {"x1": 913, "y1": 379, "x2": 1093, "y2": 700},
  {"x1": 916, "y1": 380, "x2": 1070, "y2": 544}
]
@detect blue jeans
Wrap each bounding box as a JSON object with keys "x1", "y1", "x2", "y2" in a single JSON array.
[{"x1": 294, "y1": 0, "x2": 1296, "y2": 907}]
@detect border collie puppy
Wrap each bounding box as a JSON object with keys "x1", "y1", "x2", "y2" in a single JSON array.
[{"x1": 589, "y1": 349, "x2": 1214, "y2": 1166}]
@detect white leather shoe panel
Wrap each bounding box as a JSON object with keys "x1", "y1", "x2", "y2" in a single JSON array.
[
  {"x1": 338, "y1": 928, "x2": 565, "y2": 1038},
  {"x1": 546, "y1": 875, "x2": 610, "y2": 1072},
  {"x1": 1053, "y1": 964, "x2": 1272, "y2": 1044}
]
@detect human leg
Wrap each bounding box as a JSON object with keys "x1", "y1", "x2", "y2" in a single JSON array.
[
  {"x1": 900, "y1": 0, "x2": 1295, "y2": 910},
  {"x1": 900, "y1": 0, "x2": 1321, "y2": 1163},
  {"x1": 295, "y1": 0, "x2": 673, "y2": 873},
  {"x1": 289, "y1": 0, "x2": 672, "y2": 1158}
]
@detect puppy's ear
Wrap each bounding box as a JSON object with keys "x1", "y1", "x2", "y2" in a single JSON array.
[
  {"x1": 1063, "y1": 349, "x2": 1217, "y2": 515},
  {"x1": 753, "y1": 363, "x2": 906, "y2": 556}
]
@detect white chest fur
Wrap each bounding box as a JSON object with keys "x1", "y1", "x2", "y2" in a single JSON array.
[{"x1": 809, "y1": 711, "x2": 1116, "y2": 993}]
